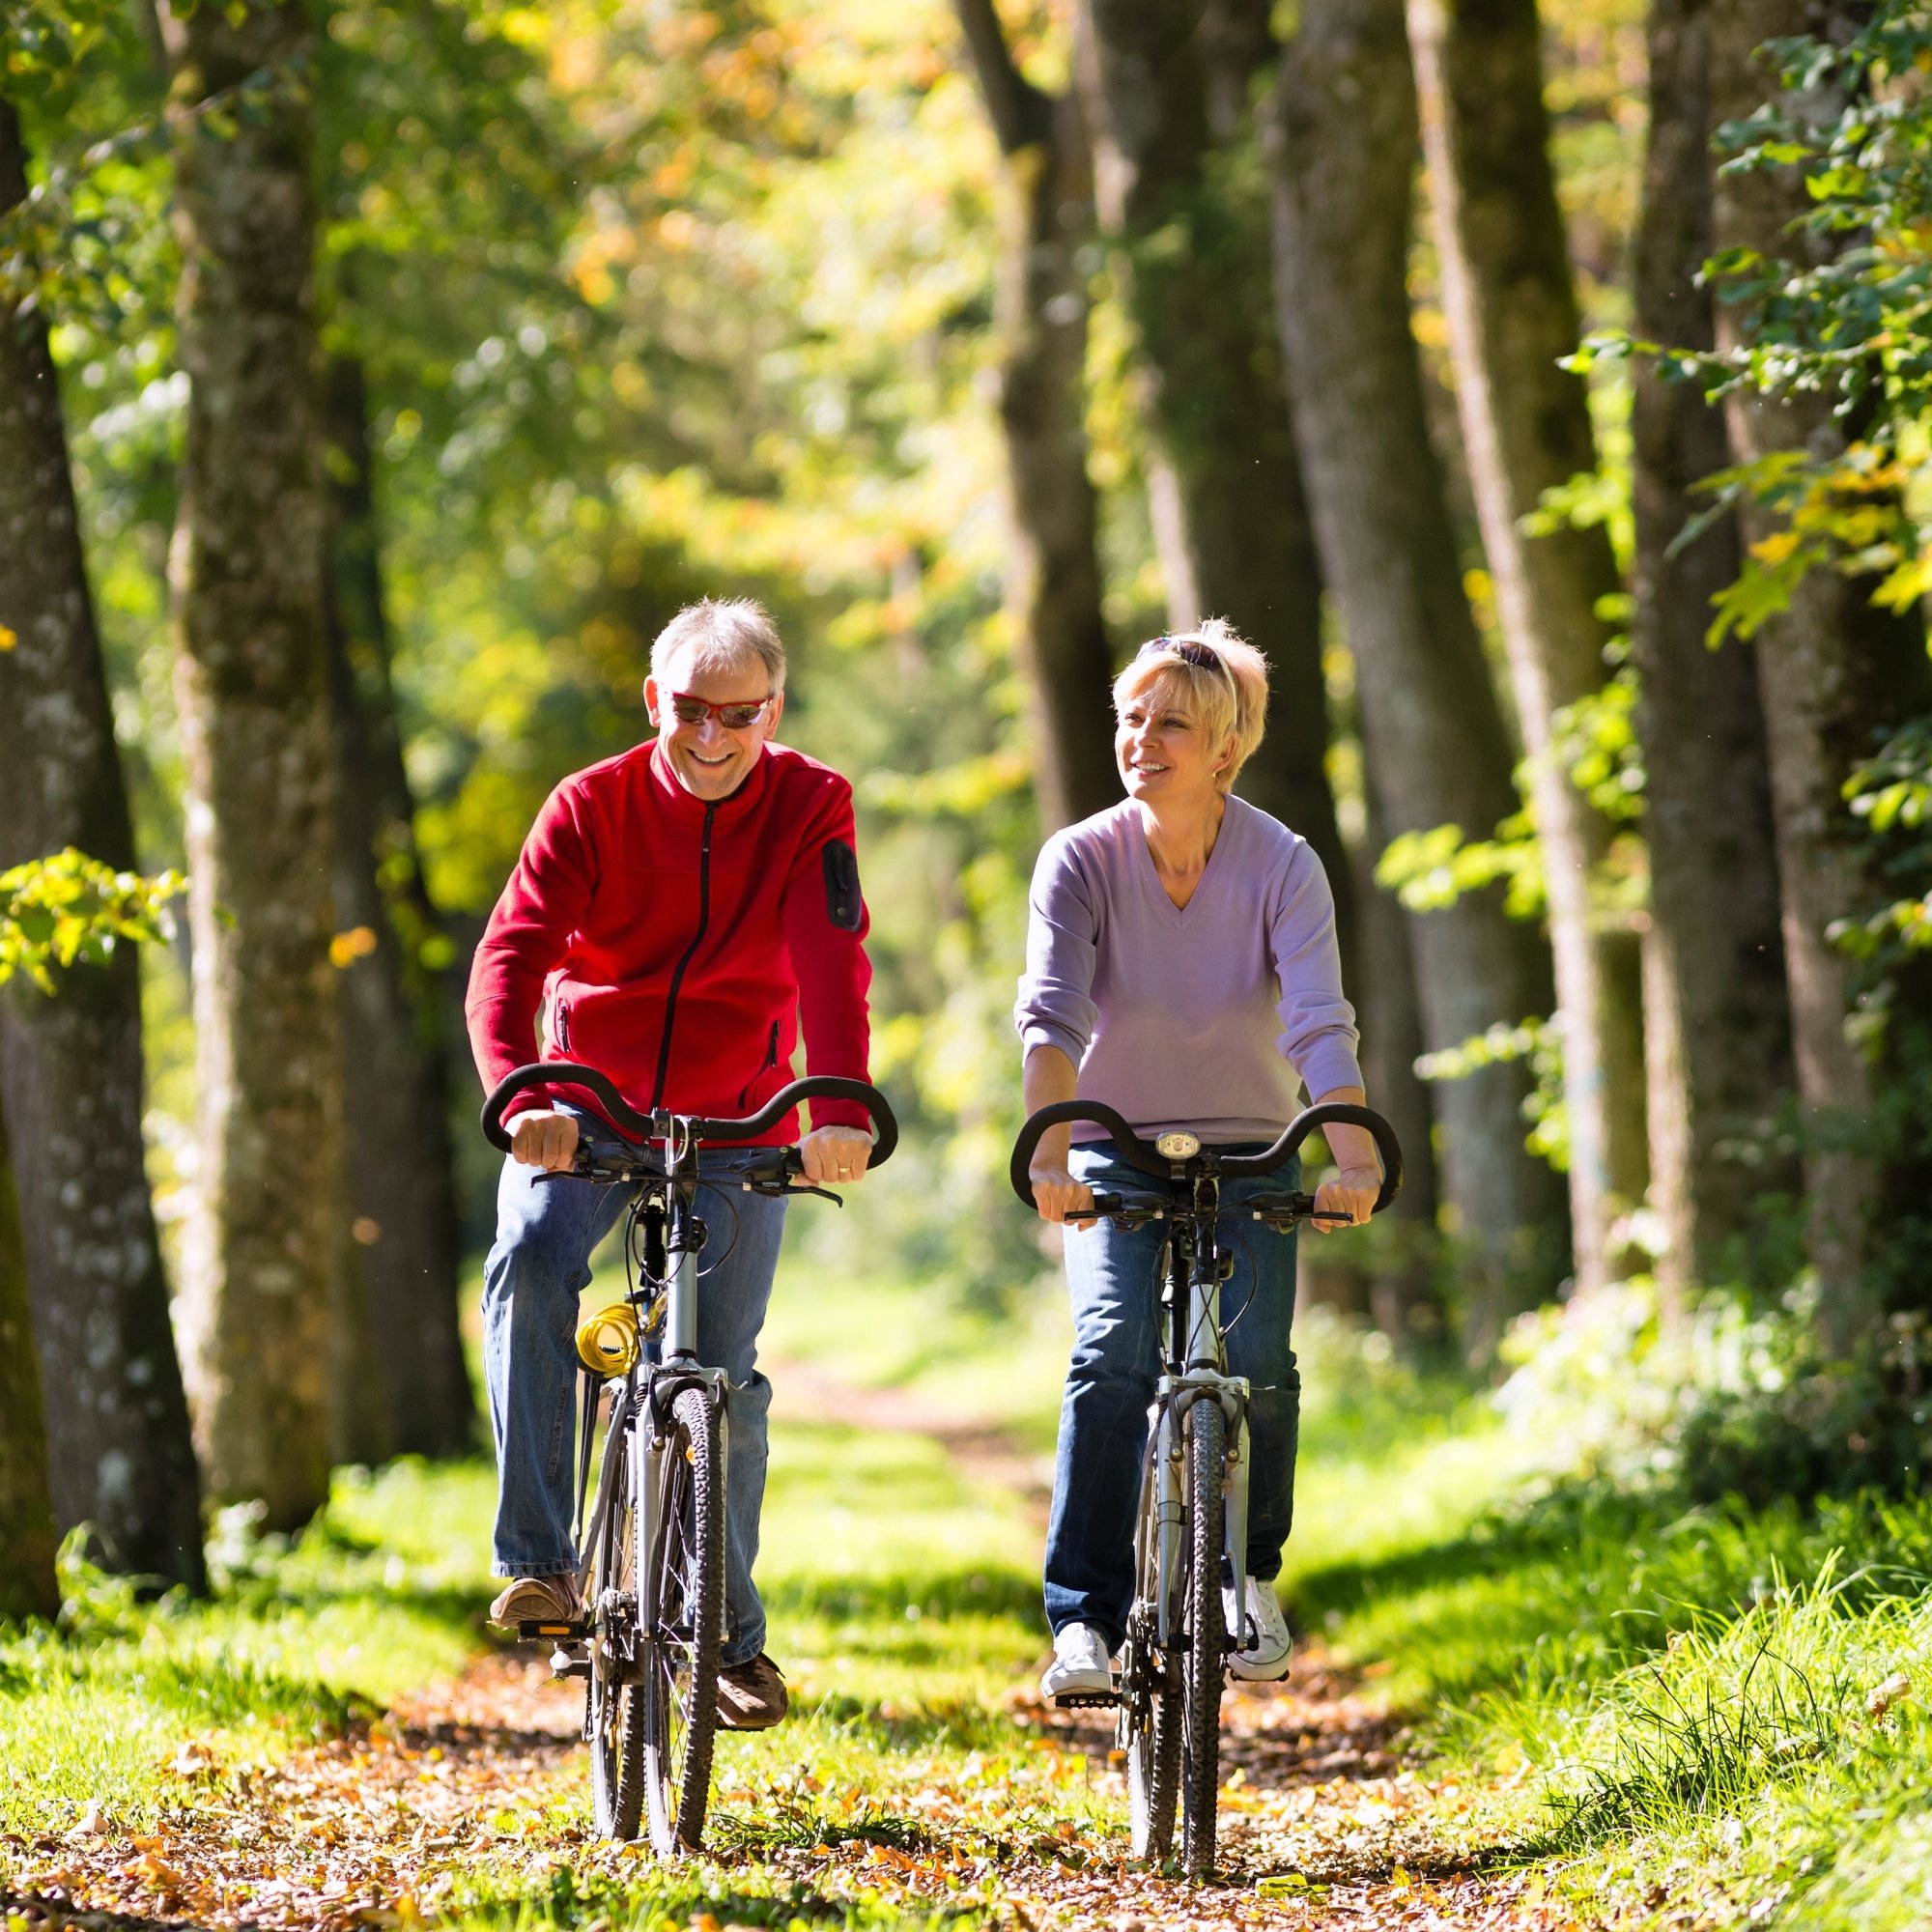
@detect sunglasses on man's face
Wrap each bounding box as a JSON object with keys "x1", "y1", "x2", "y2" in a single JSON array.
[{"x1": 667, "y1": 691, "x2": 778, "y2": 729}]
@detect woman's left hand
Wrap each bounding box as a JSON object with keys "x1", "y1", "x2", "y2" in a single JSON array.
[{"x1": 1312, "y1": 1165, "x2": 1379, "y2": 1233}]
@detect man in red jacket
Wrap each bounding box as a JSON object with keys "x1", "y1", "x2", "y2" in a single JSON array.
[{"x1": 467, "y1": 597, "x2": 875, "y2": 1730}]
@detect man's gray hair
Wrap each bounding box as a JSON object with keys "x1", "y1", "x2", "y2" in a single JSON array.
[{"x1": 649, "y1": 597, "x2": 787, "y2": 694}]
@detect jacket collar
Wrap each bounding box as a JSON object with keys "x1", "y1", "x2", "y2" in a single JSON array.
[{"x1": 645, "y1": 737, "x2": 776, "y2": 827}]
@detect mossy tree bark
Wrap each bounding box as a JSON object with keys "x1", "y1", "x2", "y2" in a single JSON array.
[
  {"x1": 1405, "y1": 0, "x2": 1649, "y2": 1291},
  {"x1": 325, "y1": 352, "x2": 474, "y2": 1458},
  {"x1": 1709, "y1": 0, "x2": 1932, "y2": 1350},
  {"x1": 952, "y1": 0, "x2": 1120, "y2": 831},
  {"x1": 0, "y1": 93, "x2": 206, "y2": 1589},
  {"x1": 1630, "y1": 0, "x2": 1795, "y2": 1298},
  {"x1": 161, "y1": 0, "x2": 343, "y2": 1526},
  {"x1": 1075, "y1": 0, "x2": 1350, "y2": 952},
  {"x1": 1268, "y1": 0, "x2": 1570, "y2": 1350},
  {"x1": 0, "y1": 1102, "x2": 60, "y2": 1622}
]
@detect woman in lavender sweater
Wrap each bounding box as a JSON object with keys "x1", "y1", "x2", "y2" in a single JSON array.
[{"x1": 1015, "y1": 622, "x2": 1382, "y2": 1702}]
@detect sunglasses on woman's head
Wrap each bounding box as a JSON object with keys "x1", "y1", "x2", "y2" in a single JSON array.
[
  {"x1": 668, "y1": 691, "x2": 778, "y2": 729},
  {"x1": 1137, "y1": 636, "x2": 1224, "y2": 673}
]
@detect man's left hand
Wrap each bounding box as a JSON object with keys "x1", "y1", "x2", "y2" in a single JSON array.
[
  {"x1": 801, "y1": 1124, "x2": 872, "y2": 1186},
  {"x1": 1313, "y1": 1165, "x2": 1379, "y2": 1233}
]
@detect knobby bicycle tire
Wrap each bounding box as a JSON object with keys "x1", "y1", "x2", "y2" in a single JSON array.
[
  {"x1": 588, "y1": 1415, "x2": 645, "y2": 1839},
  {"x1": 642, "y1": 1383, "x2": 725, "y2": 1855},
  {"x1": 1124, "y1": 1435, "x2": 1179, "y2": 1861},
  {"x1": 1180, "y1": 1398, "x2": 1227, "y2": 1881}
]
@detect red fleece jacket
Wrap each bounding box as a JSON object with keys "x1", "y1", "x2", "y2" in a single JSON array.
[{"x1": 466, "y1": 739, "x2": 873, "y2": 1144}]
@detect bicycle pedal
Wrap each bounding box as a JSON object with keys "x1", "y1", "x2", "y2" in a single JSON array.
[
  {"x1": 1052, "y1": 1690, "x2": 1121, "y2": 1709},
  {"x1": 549, "y1": 1645, "x2": 591, "y2": 1680},
  {"x1": 519, "y1": 1617, "x2": 589, "y2": 1641}
]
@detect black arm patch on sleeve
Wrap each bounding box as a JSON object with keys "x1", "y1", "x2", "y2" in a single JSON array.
[{"x1": 823, "y1": 839, "x2": 863, "y2": 932}]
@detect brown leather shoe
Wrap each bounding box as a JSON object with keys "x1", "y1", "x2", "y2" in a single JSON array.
[
  {"x1": 716, "y1": 1652, "x2": 789, "y2": 1730},
  {"x1": 488, "y1": 1573, "x2": 582, "y2": 1634}
]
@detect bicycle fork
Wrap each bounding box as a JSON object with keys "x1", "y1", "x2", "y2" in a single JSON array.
[{"x1": 1151, "y1": 1378, "x2": 1252, "y2": 1650}]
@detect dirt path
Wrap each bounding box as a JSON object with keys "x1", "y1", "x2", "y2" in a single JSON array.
[{"x1": 3, "y1": 1386, "x2": 1575, "y2": 1932}]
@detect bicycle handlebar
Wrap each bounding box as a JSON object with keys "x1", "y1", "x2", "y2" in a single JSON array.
[
  {"x1": 1009, "y1": 1099, "x2": 1403, "y2": 1215},
  {"x1": 481, "y1": 1061, "x2": 898, "y2": 1168}
]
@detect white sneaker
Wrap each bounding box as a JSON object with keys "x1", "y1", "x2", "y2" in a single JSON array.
[
  {"x1": 1041, "y1": 1622, "x2": 1115, "y2": 1701},
  {"x1": 1224, "y1": 1577, "x2": 1293, "y2": 1682}
]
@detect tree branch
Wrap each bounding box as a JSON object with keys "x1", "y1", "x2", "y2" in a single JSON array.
[{"x1": 952, "y1": 0, "x2": 1055, "y2": 154}]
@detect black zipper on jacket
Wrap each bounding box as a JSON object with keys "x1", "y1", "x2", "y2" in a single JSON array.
[
  {"x1": 737, "y1": 1019, "x2": 781, "y2": 1109},
  {"x1": 649, "y1": 800, "x2": 718, "y2": 1111}
]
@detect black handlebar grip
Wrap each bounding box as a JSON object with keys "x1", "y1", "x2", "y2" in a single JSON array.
[
  {"x1": 690, "y1": 1076, "x2": 899, "y2": 1169},
  {"x1": 1218, "y1": 1102, "x2": 1404, "y2": 1214},
  {"x1": 480, "y1": 1062, "x2": 654, "y2": 1152},
  {"x1": 1009, "y1": 1099, "x2": 1174, "y2": 1208}
]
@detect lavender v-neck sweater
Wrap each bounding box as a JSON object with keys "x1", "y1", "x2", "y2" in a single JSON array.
[{"x1": 1015, "y1": 798, "x2": 1362, "y2": 1145}]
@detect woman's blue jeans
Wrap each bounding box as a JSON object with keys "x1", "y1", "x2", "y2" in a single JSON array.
[
  {"x1": 1043, "y1": 1144, "x2": 1301, "y2": 1651},
  {"x1": 481, "y1": 1118, "x2": 786, "y2": 1667}
]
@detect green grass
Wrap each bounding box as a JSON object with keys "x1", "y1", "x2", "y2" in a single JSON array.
[
  {"x1": 1282, "y1": 1398, "x2": 1932, "y2": 1931},
  {"x1": 0, "y1": 1458, "x2": 497, "y2": 1839}
]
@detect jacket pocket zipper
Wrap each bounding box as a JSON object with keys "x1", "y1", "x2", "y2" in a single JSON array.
[{"x1": 737, "y1": 1019, "x2": 781, "y2": 1110}]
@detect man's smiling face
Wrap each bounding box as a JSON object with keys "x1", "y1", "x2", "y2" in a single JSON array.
[{"x1": 644, "y1": 641, "x2": 784, "y2": 801}]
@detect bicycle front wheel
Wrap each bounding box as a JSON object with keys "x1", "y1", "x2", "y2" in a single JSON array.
[
  {"x1": 1180, "y1": 1396, "x2": 1227, "y2": 1881},
  {"x1": 587, "y1": 1412, "x2": 644, "y2": 1840},
  {"x1": 1123, "y1": 1435, "x2": 1179, "y2": 1861},
  {"x1": 640, "y1": 1382, "x2": 725, "y2": 1855}
]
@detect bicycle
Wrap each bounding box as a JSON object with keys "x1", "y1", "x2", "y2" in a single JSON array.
[
  {"x1": 483, "y1": 1060, "x2": 898, "y2": 1855},
  {"x1": 1010, "y1": 1099, "x2": 1401, "y2": 1881}
]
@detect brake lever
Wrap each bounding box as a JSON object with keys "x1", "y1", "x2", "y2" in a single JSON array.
[{"x1": 781, "y1": 1181, "x2": 844, "y2": 1207}]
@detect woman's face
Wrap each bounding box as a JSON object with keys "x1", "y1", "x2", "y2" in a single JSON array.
[{"x1": 1114, "y1": 673, "x2": 1234, "y2": 807}]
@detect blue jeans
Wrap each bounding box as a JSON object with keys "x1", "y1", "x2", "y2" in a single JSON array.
[
  {"x1": 482, "y1": 1119, "x2": 787, "y2": 1666},
  {"x1": 1043, "y1": 1145, "x2": 1301, "y2": 1650}
]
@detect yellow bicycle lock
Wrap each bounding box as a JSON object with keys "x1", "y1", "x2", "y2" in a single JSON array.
[{"x1": 575, "y1": 1302, "x2": 641, "y2": 1377}]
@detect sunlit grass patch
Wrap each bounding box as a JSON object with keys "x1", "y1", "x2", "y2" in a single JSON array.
[
  {"x1": 0, "y1": 1458, "x2": 495, "y2": 1840},
  {"x1": 757, "y1": 1416, "x2": 1044, "y2": 1718}
]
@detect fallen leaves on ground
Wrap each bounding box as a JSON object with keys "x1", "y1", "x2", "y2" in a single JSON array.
[{"x1": 0, "y1": 1642, "x2": 1600, "y2": 1931}]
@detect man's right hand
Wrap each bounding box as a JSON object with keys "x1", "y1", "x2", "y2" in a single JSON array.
[
  {"x1": 1030, "y1": 1164, "x2": 1095, "y2": 1229},
  {"x1": 512, "y1": 1108, "x2": 581, "y2": 1171}
]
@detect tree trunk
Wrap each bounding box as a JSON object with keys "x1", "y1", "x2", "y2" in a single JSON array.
[
  {"x1": 1268, "y1": 0, "x2": 1570, "y2": 1352},
  {"x1": 0, "y1": 1101, "x2": 59, "y2": 1622},
  {"x1": 1630, "y1": 0, "x2": 1795, "y2": 1297},
  {"x1": 1353, "y1": 784, "x2": 1446, "y2": 1345},
  {"x1": 0, "y1": 93, "x2": 207, "y2": 1590},
  {"x1": 1406, "y1": 0, "x2": 1650, "y2": 1291},
  {"x1": 1708, "y1": 0, "x2": 1932, "y2": 1350},
  {"x1": 325, "y1": 352, "x2": 475, "y2": 1458},
  {"x1": 161, "y1": 0, "x2": 342, "y2": 1526},
  {"x1": 1076, "y1": 0, "x2": 1350, "y2": 957},
  {"x1": 952, "y1": 0, "x2": 1120, "y2": 831}
]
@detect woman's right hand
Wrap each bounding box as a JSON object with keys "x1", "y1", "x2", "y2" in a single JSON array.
[{"x1": 1030, "y1": 1164, "x2": 1095, "y2": 1227}]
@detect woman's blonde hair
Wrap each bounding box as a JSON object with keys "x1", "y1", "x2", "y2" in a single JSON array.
[{"x1": 1111, "y1": 618, "x2": 1269, "y2": 792}]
